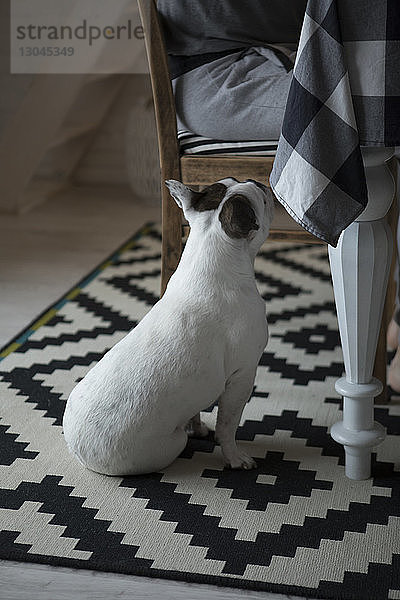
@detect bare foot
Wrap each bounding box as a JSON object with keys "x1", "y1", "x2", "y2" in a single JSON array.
[
  {"x1": 388, "y1": 345, "x2": 400, "y2": 393},
  {"x1": 387, "y1": 318, "x2": 400, "y2": 352}
]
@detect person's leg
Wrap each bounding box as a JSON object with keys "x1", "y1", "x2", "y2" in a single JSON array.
[
  {"x1": 386, "y1": 315, "x2": 400, "y2": 352},
  {"x1": 172, "y1": 47, "x2": 293, "y2": 141},
  {"x1": 388, "y1": 165, "x2": 400, "y2": 390},
  {"x1": 386, "y1": 286, "x2": 400, "y2": 355}
]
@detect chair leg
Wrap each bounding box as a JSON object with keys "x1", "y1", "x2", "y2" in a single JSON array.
[{"x1": 161, "y1": 185, "x2": 183, "y2": 295}]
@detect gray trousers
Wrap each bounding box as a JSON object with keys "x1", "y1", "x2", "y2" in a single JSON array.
[{"x1": 172, "y1": 46, "x2": 294, "y2": 141}]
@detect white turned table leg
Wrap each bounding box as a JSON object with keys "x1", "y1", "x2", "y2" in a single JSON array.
[{"x1": 328, "y1": 147, "x2": 395, "y2": 480}]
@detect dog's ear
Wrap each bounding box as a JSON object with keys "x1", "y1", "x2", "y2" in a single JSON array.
[
  {"x1": 165, "y1": 180, "x2": 194, "y2": 211},
  {"x1": 165, "y1": 180, "x2": 227, "y2": 216},
  {"x1": 219, "y1": 194, "x2": 259, "y2": 239}
]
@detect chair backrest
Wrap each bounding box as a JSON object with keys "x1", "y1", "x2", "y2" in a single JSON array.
[{"x1": 137, "y1": 0, "x2": 181, "y2": 183}]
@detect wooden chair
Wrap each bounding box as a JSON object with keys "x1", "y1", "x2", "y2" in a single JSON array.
[{"x1": 137, "y1": 0, "x2": 397, "y2": 398}]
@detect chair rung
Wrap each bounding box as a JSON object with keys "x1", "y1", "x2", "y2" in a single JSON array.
[{"x1": 180, "y1": 155, "x2": 274, "y2": 186}]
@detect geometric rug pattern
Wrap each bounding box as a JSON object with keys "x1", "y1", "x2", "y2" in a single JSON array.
[{"x1": 0, "y1": 224, "x2": 399, "y2": 600}]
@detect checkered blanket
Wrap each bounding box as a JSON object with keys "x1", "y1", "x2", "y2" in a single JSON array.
[{"x1": 270, "y1": 0, "x2": 399, "y2": 246}]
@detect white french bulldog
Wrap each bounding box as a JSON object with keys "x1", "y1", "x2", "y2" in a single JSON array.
[{"x1": 63, "y1": 178, "x2": 274, "y2": 476}]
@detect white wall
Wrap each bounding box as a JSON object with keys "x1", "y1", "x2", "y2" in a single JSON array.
[{"x1": 73, "y1": 74, "x2": 160, "y2": 202}]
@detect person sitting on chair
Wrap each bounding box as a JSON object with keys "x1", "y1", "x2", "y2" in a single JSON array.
[{"x1": 157, "y1": 0, "x2": 307, "y2": 142}]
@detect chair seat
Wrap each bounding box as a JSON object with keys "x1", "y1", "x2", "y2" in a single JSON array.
[{"x1": 178, "y1": 130, "x2": 278, "y2": 157}]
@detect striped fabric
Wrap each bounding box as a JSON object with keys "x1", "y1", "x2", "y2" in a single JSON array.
[{"x1": 178, "y1": 130, "x2": 278, "y2": 157}]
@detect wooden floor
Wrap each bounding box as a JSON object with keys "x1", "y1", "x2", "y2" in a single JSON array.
[
  {"x1": 0, "y1": 559, "x2": 306, "y2": 600},
  {"x1": 0, "y1": 185, "x2": 311, "y2": 600},
  {"x1": 0, "y1": 184, "x2": 160, "y2": 349}
]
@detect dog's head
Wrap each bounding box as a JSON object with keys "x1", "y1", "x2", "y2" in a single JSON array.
[{"x1": 165, "y1": 178, "x2": 274, "y2": 252}]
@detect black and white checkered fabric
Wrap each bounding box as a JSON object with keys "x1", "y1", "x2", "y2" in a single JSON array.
[
  {"x1": 178, "y1": 130, "x2": 278, "y2": 156},
  {"x1": 270, "y1": 0, "x2": 400, "y2": 247}
]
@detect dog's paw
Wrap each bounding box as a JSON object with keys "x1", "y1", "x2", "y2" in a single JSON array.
[
  {"x1": 185, "y1": 417, "x2": 210, "y2": 438},
  {"x1": 224, "y1": 452, "x2": 257, "y2": 470}
]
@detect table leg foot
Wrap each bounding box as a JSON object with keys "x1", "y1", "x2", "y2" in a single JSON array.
[
  {"x1": 330, "y1": 378, "x2": 386, "y2": 479},
  {"x1": 343, "y1": 446, "x2": 377, "y2": 481}
]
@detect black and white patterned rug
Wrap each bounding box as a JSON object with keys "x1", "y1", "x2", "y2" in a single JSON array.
[{"x1": 1, "y1": 224, "x2": 399, "y2": 600}]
